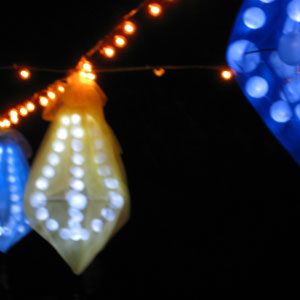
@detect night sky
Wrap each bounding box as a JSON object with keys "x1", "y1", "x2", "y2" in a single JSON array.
[{"x1": 0, "y1": 0, "x2": 299, "y2": 297}]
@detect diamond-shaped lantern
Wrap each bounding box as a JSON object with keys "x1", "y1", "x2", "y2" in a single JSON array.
[
  {"x1": 0, "y1": 129, "x2": 31, "y2": 253},
  {"x1": 227, "y1": 0, "x2": 300, "y2": 165},
  {"x1": 24, "y1": 72, "x2": 130, "y2": 274}
]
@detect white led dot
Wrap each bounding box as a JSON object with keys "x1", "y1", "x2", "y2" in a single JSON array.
[
  {"x1": 59, "y1": 228, "x2": 70, "y2": 240},
  {"x1": 71, "y1": 114, "x2": 81, "y2": 125},
  {"x1": 104, "y1": 178, "x2": 119, "y2": 189},
  {"x1": 9, "y1": 185, "x2": 18, "y2": 193},
  {"x1": 61, "y1": 116, "x2": 70, "y2": 126},
  {"x1": 30, "y1": 192, "x2": 47, "y2": 208},
  {"x1": 70, "y1": 166, "x2": 84, "y2": 178},
  {"x1": 94, "y1": 153, "x2": 107, "y2": 164},
  {"x1": 101, "y1": 208, "x2": 115, "y2": 222},
  {"x1": 36, "y1": 207, "x2": 49, "y2": 221},
  {"x1": 71, "y1": 126, "x2": 84, "y2": 139},
  {"x1": 81, "y1": 229, "x2": 90, "y2": 240},
  {"x1": 91, "y1": 219, "x2": 103, "y2": 232},
  {"x1": 71, "y1": 139, "x2": 83, "y2": 152},
  {"x1": 108, "y1": 191, "x2": 124, "y2": 208},
  {"x1": 287, "y1": 0, "x2": 300, "y2": 22},
  {"x1": 69, "y1": 178, "x2": 85, "y2": 191},
  {"x1": 97, "y1": 165, "x2": 112, "y2": 176},
  {"x1": 8, "y1": 175, "x2": 16, "y2": 183},
  {"x1": 36, "y1": 177, "x2": 49, "y2": 191},
  {"x1": 66, "y1": 191, "x2": 87, "y2": 210},
  {"x1": 46, "y1": 219, "x2": 59, "y2": 231},
  {"x1": 7, "y1": 166, "x2": 15, "y2": 173},
  {"x1": 243, "y1": 7, "x2": 266, "y2": 29},
  {"x1": 48, "y1": 153, "x2": 60, "y2": 166},
  {"x1": 18, "y1": 225, "x2": 25, "y2": 233},
  {"x1": 72, "y1": 153, "x2": 85, "y2": 165},
  {"x1": 68, "y1": 208, "x2": 84, "y2": 221},
  {"x1": 10, "y1": 194, "x2": 20, "y2": 202},
  {"x1": 260, "y1": 0, "x2": 275, "y2": 3},
  {"x1": 11, "y1": 205, "x2": 21, "y2": 214},
  {"x1": 57, "y1": 127, "x2": 68, "y2": 140},
  {"x1": 246, "y1": 76, "x2": 269, "y2": 98},
  {"x1": 43, "y1": 165, "x2": 55, "y2": 178},
  {"x1": 53, "y1": 140, "x2": 65, "y2": 153}
]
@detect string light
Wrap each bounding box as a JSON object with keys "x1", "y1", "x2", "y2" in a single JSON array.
[
  {"x1": 39, "y1": 96, "x2": 49, "y2": 107},
  {"x1": 123, "y1": 21, "x2": 136, "y2": 34},
  {"x1": 114, "y1": 35, "x2": 127, "y2": 48},
  {"x1": 3, "y1": 119, "x2": 11, "y2": 128},
  {"x1": 102, "y1": 46, "x2": 115, "y2": 58},
  {"x1": 26, "y1": 102, "x2": 35, "y2": 112},
  {"x1": 19, "y1": 68, "x2": 31, "y2": 80},
  {"x1": 47, "y1": 91, "x2": 56, "y2": 100},
  {"x1": 19, "y1": 107, "x2": 28, "y2": 116},
  {"x1": 58, "y1": 86, "x2": 65, "y2": 93},
  {"x1": 221, "y1": 70, "x2": 233, "y2": 80},
  {"x1": 148, "y1": 3, "x2": 162, "y2": 17}
]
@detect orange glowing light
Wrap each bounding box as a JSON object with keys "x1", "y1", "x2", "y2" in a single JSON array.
[
  {"x1": 103, "y1": 46, "x2": 115, "y2": 58},
  {"x1": 123, "y1": 21, "x2": 136, "y2": 34},
  {"x1": 221, "y1": 70, "x2": 233, "y2": 80},
  {"x1": 3, "y1": 119, "x2": 10, "y2": 128},
  {"x1": 47, "y1": 91, "x2": 56, "y2": 100},
  {"x1": 19, "y1": 68, "x2": 30, "y2": 79},
  {"x1": 114, "y1": 35, "x2": 127, "y2": 48},
  {"x1": 87, "y1": 73, "x2": 96, "y2": 80},
  {"x1": 26, "y1": 102, "x2": 35, "y2": 112},
  {"x1": 19, "y1": 107, "x2": 28, "y2": 116},
  {"x1": 10, "y1": 115, "x2": 19, "y2": 124},
  {"x1": 9, "y1": 109, "x2": 18, "y2": 118},
  {"x1": 39, "y1": 96, "x2": 49, "y2": 107},
  {"x1": 148, "y1": 3, "x2": 162, "y2": 16},
  {"x1": 82, "y1": 62, "x2": 92, "y2": 72},
  {"x1": 58, "y1": 86, "x2": 65, "y2": 93}
]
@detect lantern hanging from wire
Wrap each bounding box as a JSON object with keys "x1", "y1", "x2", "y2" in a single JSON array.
[
  {"x1": 0, "y1": 129, "x2": 31, "y2": 253},
  {"x1": 24, "y1": 68, "x2": 130, "y2": 274}
]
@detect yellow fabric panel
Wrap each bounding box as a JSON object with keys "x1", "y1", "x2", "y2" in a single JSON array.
[{"x1": 24, "y1": 72, "x2": 130, "y2": 274}]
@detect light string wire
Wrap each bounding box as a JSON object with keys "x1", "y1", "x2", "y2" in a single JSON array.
[{"x1": 0, "y1": 0, "x2": 231, "y2": 128}]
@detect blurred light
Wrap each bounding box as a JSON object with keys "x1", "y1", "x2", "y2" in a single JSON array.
[
  {"x1": 9, "y1": 109, "x2": 18, "y2": 118},
  {"x1": 82, "y1": 62, "x2": 92, "y2": 72},
  {"x1": 114, "y1": 35, "x2": 127, "y2": 48},
  {"x1": 58, "y1": 86, "x2": 65, "y2": 93},
  {"x1": 10, "y1": 115, "x2": 19, "y2": 124},
  {"x1": 123, "y1": 21, "x2": 136, "y2": 34},
  {"x1": 19, "y1": 107, "x2": 28, "y2": 116},
  {"x1": 26, "y1": 102, "x2": 35, "y2": 112},
  {"x1": 3, "y1": 119, "x2": 11, "y2": 128},
  {"x1": 103, "y1": 46, "x2": 115, "y2": 58},
  {"x1": 221, "y1": 70, "x2": 233, "y2": 80},
  {"x1": 39, "y1": 96, "x2": 49, "y2": 107},
  {"x1": 153, "y1": 68, "x2": 165, "y2": 77},
  {"x1": 87, "y1": 73, "x2": 96, "y2": 80},
  {"x1": 47, "y1": 91, "x2": 56, "y2": 100},
  {"x1": 148, "y1": 3, "x2": 162, "y2": 17},
  {"x1": 19, "y1": 68, "x2": 30, "y2": 80}
]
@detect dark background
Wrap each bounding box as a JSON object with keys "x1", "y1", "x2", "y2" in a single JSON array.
[{"x1": 0, "y1": 0, "x2": 299, "y2": 297}]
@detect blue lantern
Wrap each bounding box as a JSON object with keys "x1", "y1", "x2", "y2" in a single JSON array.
[
  {"x1": 0, "y1": 129, "x2": 31, "y2": 252},
  {"x1": 226, "y1": 0, "x2": 300, "y2": 165}
]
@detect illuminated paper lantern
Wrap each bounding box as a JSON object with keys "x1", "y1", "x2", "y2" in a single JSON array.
[
  {"x1": 226, "y1": 0, "x2": 300, "y2": 165},
  {"x1": 0, "y1": 129, "x2": 31, "y2": 252},
  {"x1": 24, "y1": 72, "x2": 130, "y2": 274}
]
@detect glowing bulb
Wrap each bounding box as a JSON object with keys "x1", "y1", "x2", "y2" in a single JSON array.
[
  {"x1": 58, "y1": 85, "x2": 65, "y2": 93},
  {"x1": 87, "y1": 73, "x2": 96, "y2": 80},
  {"x1": 10, "y1": 115, "x2": 19, "y2": 124},
  {"x1": 221, "y1": 70, "x2": 233, "y2": 80},
  {"x1": 39, "y1": 96, "x2": 49, "y2": 107},
  {"x1": 114, "y1": 35, "x2": 127, "y2": 48},
  {"x1": 103, "y1": 46, "x2": 115, "y2": 58},
  {"x1": 19, "y1": 107, "x2": 28, "y2": 116},
  {"x1": 123, "y1": 21, "x2": 136, "y2": 34},
  {"x1": 47, "y1": 91, "x2": 56, "y2": 100},
  {"x1": 26, "y1": 102, "x2": 35, "y2": 111},
  {"x1": 19, "y1": 68, "x2": 30, "y2": 79},
  {"x1": 3, "y1": 119, "x2": 10, "y2": 128},
  {"x1": 148, "y1": 3, "x2": 162, "y2": 17},
  {"x1": 9, "y1": 109, "x2": 18, "y2": 118},
  {"x1": 82, "y1": 62, "x2": 92, "y2": 72}
]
